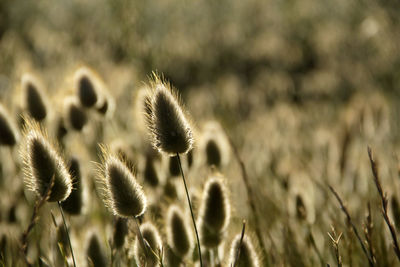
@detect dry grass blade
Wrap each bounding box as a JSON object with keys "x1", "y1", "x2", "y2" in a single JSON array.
[
  {"x1": 367, "y1": 146, "x2": 400, "y2": 261},
  {"x1": 20, "y1": 174, "x2": 55, "y2": 266},
  {"x1": 328, "y1": 185, "x2": 374, "y2": 266},
  {"x1": 232, "y1": 220, "x2": 246, "y2": 267}
]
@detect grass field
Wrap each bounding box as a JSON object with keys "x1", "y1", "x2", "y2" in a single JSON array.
[{"x1": 1, "y1": 0, "x2": 400, "y2": 266}]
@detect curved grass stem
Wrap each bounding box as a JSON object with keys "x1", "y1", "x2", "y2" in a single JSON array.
[
  {"x1": 57, "y1": 202, "x2": 76, "y2": 267},
  {"x1": 176, "y1": 153, "x2": 203, "y2": 267}
]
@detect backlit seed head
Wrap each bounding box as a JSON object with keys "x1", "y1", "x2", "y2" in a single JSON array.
[
  {"x1": 21, "y1": 73, "x2": 48, "y2": 122},
  {"x1": 229, "y1": 234, "x2": 260, "y2": 267},
  {"x1": 143, "y1": 154, "x2": 159, "y2": 187},
  {"x1": 113, "y1": 217, "x2": 128, "y2": 249},
  {"x1": 206, "y1": 139, "x2": 221, "y2": 167},
  {"x1": 97, "y1": 147, "x2": 147, "y2": 218},
  {"x1": 167, "y1": 205, "x2": 193, "y2": 258},
  {"x1": 86, "y1": 233, "x2": 108, "y2": 267},
  {"x1": 199, "y1": 121, "x2": 230, "y2": 168},
  {"x1": 22, "y1": 120, "x2": 72, "y2": 202},
  {"x1": 61, "y1": 157, "x2": 84, "y2": 215},
  {"x1": 74, "y1": 67, "x2": 99, "y2": 108},
  {"x1": 63, "y1": 96, "x2": 88, "y2": 131},
  {"x1": 199, "y1": 175, "x2": 230, "y2": 248},
  {"x1": 0, "y1": 104, "x2": 19, "y2": 146},
  {"x1": 146, "y1": 74, "x2": 194, "y2": 155},
  {"x1": 133, "y1": 222, "x2": 162, "y2": 267}
]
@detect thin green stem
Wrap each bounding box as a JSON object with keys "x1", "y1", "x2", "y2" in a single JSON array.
[
  {"x1": 176, "y1": 153, "x2": 203, "y2": 267},
  {"x1": 57, "y1": 202, "x2": 76, "y2": 267}
]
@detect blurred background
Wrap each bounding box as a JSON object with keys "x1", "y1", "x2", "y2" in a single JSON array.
[{"x1": 1, "y1": 0, "x2": 400, "y2": 265}]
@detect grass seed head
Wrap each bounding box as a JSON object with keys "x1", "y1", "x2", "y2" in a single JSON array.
[
  {"x1": 64, "y1": 96, "x2": 88, "y2": 131},
  {"x1": 75, "y1": 67, "x2": 98, "y2": 108},
  {"x1": 86, "y1": 233, "x2": 108, "y2": 267},
  {"x1": 143, "y1": 155, "x2": 160, "y2": 187},
  {"x1": 22, "y1": 120, "x2": 72, "y2": 202},
  {"x1": 98, "y1": 148, "x2": 147, "y2": 218},
  {"x1": 133, "y1": 222, "x2": 162, "y2": 267},
  {"x1": 146, "y1": 75, "x2": 194, "y2": 155},
  {"x1": 167, "y1": 205, "x2": 193, "y2": 258},
  {"x1": 113, "y1": 217, "x2": 128, "y2": 249},
  {"x1": 21, "y1": 74, "x2": 47, "y2": 122},
  {"x1": 199, "y1": 175, "x2": 230, "y2": 248},
  {"x1": 0, "y1": 104, "x2": 19, "y2": 146},
  {"x1": 206, "y1": 139, "x2": 221, "y2": 167},
  {"x1": 229, "y1": 234, "x2": 260, "y2": 267},
  {"x1": 61, "y1": 157, "x2": 83, "y2": 215}
]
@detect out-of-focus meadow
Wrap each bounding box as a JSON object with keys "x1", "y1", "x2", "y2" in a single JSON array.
[{"x1": 1, "y1": 0, "x2": 400, "y2": 266}]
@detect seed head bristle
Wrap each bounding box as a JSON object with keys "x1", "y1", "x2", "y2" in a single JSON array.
[
  {"x1": 0, "y1": 104, "x2": 19, "y2": 146},
  {"x1": 97, "y1": 146, "x2": 147, "y2": 218},
  {"x1": 146, "y1": 74, "x2": 194, "y2": 155},
  {"x1": 61, "y1": 157, "x2": 84, "y2": 215},
  {"x1": 86, "y1": 233, "x2": 108, "y2": 267},
  {"x1": 133, "y1": 222, "x2": 162, "y2": 267},
  {"x1": 229, "y1": 234, "x2": 260, "y2": 267},
  {"x1": 21, "y1": 119, "x2": 72, "y2": 202},
  {"x1": 21, "y1": 73, "x2": 48, "y2": 122},
  {"x1": 167, "y1": 205, "x2": 193, "y2": 258},
  {"x1": 199, "y1": 175, "x2": 230, "y2": 248}
]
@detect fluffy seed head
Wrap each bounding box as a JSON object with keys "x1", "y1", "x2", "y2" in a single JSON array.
[
  {"x1": 206, "y1": 139, "x2": 221, "y2": 167},
  {"x1": 98, "y1": 148, "x2": 147, "y2": 218},
  {"x1": 146, "y1": 75, "x2": 194, "y2": 155},
  {"x1": 143, "y1": 155, "x2": 159, "y2": 187},
  {"x1": 22, "y1": 120, "x2": 72, "y2": 202},
  {"x1": 199, "y1": 175, "x2": 230, "y2": 247},
  {"x1": 167, "y1": 205, "x2": 193, "y2": 258},
  {"x1": 113, "y1": 217, "x2": 128, "y2": 249},
  {"x1": 0, "y1": 104, "x2": 19, "y2": 146},
  {"x1": 63, "y1": 96, "x2": 88, "y2": 131},
  {"x1": 229, "y1": 235, "x2": 260, "y2": 267},
  {"x1": 133, "y1": 222, "x2": 162, "y2": 267},
  {"x1": 86, "y1": 233, "x2": 108, "y2": 267},
  {"x1": 61, "y1": 157, "x2": 84, "y2": 215},
  {"x1": 200, "y1": 121, "x2": 230, "y2": 168},
  {"x1": 74, "y1": 67, "x2": 98, "y2": 108},
  {"x1": 21, "y1": 73, "x2": 47, "y2": 121}
]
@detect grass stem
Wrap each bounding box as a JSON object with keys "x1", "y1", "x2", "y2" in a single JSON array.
[
  {"x1": 57, "y1": 202, "x2": 76, "y2": 267},
  {"x1": 176, "y1": 153, "x2": 203, "y2": 267}
]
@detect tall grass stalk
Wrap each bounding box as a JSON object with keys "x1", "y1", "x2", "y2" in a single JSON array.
[
  {"x1": 57, "y1": 201, "x2": 76, "y2": 267},
  {"x1": 176, "y1": 153, "x2": 203, "y2": 267}
]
